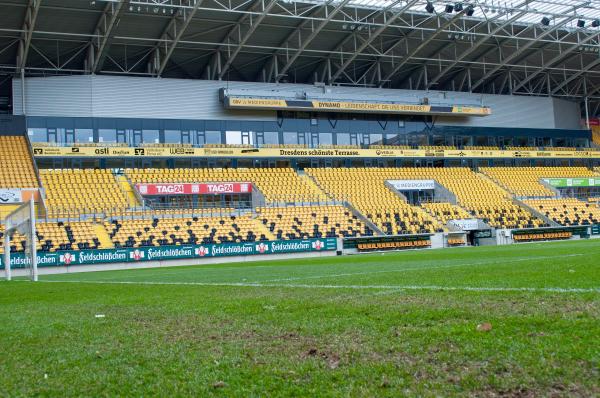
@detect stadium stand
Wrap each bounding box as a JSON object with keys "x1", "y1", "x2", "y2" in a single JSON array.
[
  {"x1": 306, "y1": 168, "x2": 445, "y2": 234},
  {"x1": 40, "y1": 169, "x2": 129, "y2": 217},
  {"x1": 394, "y1": 167, "x2": 543, "y2": 229},
  {"x1": 479, "y1": 167, "x2": 599, "y2": 197},
  {"x1": 105, "y1": 214, "x2": 267, "y2": 247},
  {"x1": 523, "y1": 198, "x2": 600, "y2": 226},
  {"x1": 256, "y1": 205, "x2": 373, "y2": 239},
  {"x1": 0, "y1": 136, "x2": 38, "y2": 188},
  {"x1": 126, "y1": 168, "x2": 329, "y2": 203},
  {"x1": 307, "y1": 167, "x2": 542, "y2": 229}
]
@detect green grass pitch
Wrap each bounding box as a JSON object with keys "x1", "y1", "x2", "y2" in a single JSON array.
[{"x1": 1, "y1": 239, "x2": 599, "y2": 396}]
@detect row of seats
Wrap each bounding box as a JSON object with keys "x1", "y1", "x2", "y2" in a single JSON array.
[
  {"x1": 357, "y1": 239, "x2": 430, "y2": 251},
  {"x1": 31, "y1": 142, "x2": 129, "y2": 147},
  {"x1": 514, "y1": 232, "x2": 571, "y2": 241},
  {"x1": 126, "y1": 168, "x2": 329, "y2": 203},
  {"x1": 256, "y1": 205, "x2": 373, "y2": 240},
  {"x1": 447, "y1": 237, "x2": 466, "y2": 245},
  {"x1": 480, "y1": 167, "x2": 598, "y2": 197},
  {"x1": 524, "y1": 198, "x2": 600, "y2": 226},
  {"x1": 505, "y1": 146, "x2": 538, "y2": 151},
  {"x1": 463, "y1": 146, "x2": 497, "y2": 151},
  {"x1": 105, "y1": 215, "x2": 268, "y2": 247},
  {"x1": 0, "y1": 221, "x2": 101, "y2": 253},
  {"x1": 0, "y1": 136, "x2": 39, "y2": 188},
  {"x1": 41, "y1": 169, "x2": 129, "y2": 217},
  {"x1": 420, "y1": 202, "x2": 473, "y2": 224}
]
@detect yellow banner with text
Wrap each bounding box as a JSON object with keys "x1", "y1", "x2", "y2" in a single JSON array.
[{"x1": 31, "y1": 146, "x2": 600, "y2": 159}]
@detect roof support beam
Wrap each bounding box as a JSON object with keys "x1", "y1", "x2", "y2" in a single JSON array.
[
  {"x1": 16, "y1": 0, "x2": 42, "y2": 72},
  {"x1": 380, "y1": 9, "x2": 467, "y2": 87},
  {"x1": 276, "y1": 0, "x2": 352, "y2": 82},
  {"x1": 551, "y1": 58, "x2": 600, "y2": 95},
  {"x1": 88, "y1": 0, "x2": 129, "y2": 73},
  {"x1": 257, "y1": 2, "x2": 332, "y2": 82},
  {"x1": 329, "y1": 0, "x2": 419, "y2": 83},
  {"x1": 218, "y1": 0, "x2": 278, "y2": 80},
  {"x1": 511, "y1": 30, "x2": 600, "y2": 93},
  {"x1": 210, "y1": 0, "x2": 267, "y2": 80},
  {"x1": 470, "y1": 16, "x2": 577, "y2": 91},
  {"x1": 150, "y1": 0, "x2": 205, "y2": 77},
  {"x1": 426, "y1": 10, "x2": 530, "y2": 89}
]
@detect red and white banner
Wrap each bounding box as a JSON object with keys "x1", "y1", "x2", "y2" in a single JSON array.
[
  {"x1": 136, "y1": 182, "x2": 252, "y2": 196},
  {"x1": 582, "y1": 118, "x2": 599, "y2": 126}
]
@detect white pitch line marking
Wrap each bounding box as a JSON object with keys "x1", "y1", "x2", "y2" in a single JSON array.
[{"x1": 34, "y1": 279, "x2": 600, "y2": 294}]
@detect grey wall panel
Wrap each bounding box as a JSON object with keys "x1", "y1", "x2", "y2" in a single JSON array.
[
  {"x1": 13, "y1": 76, "x2": 583, "y2": 130},
  {"x1": 438, "y1": 95, "x2": 557, "y2": 129},
  {"x1": 553, "y1": 98, "x2": 582, "y2": 130},
  {"x1": 14, "y1": 76, "x2": 276, "y2": 121},
  {"x1": 13, "y1": 75, "x2": 94, "y2": 117},
  {"x1": 90, "y1": 76, "x2": 276, "y2": 120}
]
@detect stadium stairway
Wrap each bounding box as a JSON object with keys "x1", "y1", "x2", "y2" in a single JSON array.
[
  {"x1": 117, "y1": 174, "x2": 140, "y2": 207},
  {"x1": 297, "y1": 172, "x2": 331, "y2": 201},
  {"x1": 92, "y1": 222, "x2": 114, "y2": 249}
]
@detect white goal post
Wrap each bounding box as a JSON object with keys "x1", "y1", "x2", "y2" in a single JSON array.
[{"x1": 3, "y1": 198, "x2": 37, "y2": 281}]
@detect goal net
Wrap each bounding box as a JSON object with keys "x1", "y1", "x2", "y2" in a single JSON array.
[{"x1": 3, "y1": 198, "x2": 37, "y2": 281}]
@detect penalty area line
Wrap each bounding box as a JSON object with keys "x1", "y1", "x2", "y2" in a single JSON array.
[{"x1": 34, "y1": 279, "x2": 600, "y2": 294}]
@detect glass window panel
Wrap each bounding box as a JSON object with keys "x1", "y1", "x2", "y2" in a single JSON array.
[
  {"x1": 319, "y1": 133, "x2": 332, "y2": 145},
  {"x1": 143, "y1": 129, "x2": 160, "y2": 144},
  {"x1": 336, "y1": 133, "x2": 350, "y2": 145},
  {"x1": 283, "y1": 132, "x2": 297, "y2": 145},
  {"x1": 370, "y1": 133, "x2": 383, "y2": 146},
  {"x1": 98, "y1": 129, "x2": 117, "y2": 143},
  {"x1": 226, "y1": 131, "x2": 242, "y2": 145},
  {"x1": 164, "y1": 130, "x2": 182, "y2": 143},
  {"x1": 27, "y1": 128, "x2": 47, "y2": 142},
  {"x1": 75, "y1": 129, "x2": 94, "y2": 143},
  {"x1": 263, "y1": 132, "x2": 279, "y2": 144},
  {"x1": 205, "y1": 131, "x2": 221, "y2": 144}
]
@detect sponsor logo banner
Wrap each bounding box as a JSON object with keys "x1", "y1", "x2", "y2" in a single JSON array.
[
  {"x1": 136, "y1": 182, "x2": 252, "y2": 195},
  {"x1": 0, "y1": 189, "x2": 22, "y2": 204},
  {"x1": 543, "y1": 178, "x2": 600, "y2": 188},
  {"x1": 225, "y1": 96, "x2": 491, "y2": 116},
  {"x1": 32, "y1": 146, "x2": 600, "y2": 160},
  {"x1": 0, "y1": 238, "x2": 337, "y2": 269},
  {"x1": 388, "y1": 180, "x2": 435, "y2": 190},
  {"x1": 448, "y1": 219, "x2": 480, "y2": 231}
]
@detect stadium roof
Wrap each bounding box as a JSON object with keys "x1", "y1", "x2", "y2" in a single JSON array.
[{"x1": 0, "y1": 0, "x2": 599, "y2": 114}]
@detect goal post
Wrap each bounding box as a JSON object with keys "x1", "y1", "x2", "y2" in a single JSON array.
[{"x1": 3, "y1": 198, "x2": 37, "y2": 281}]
